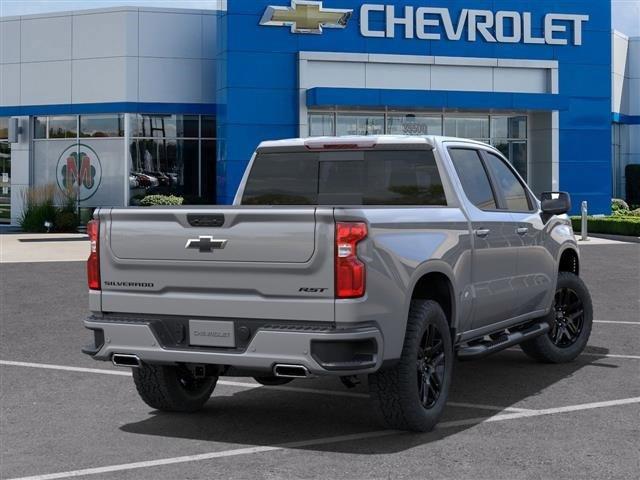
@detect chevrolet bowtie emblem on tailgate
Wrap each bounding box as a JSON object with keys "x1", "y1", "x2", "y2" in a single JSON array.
[
  {"x1": 185, "y1": 236, "x2": 228, "y2": 253},
  {"x1": 260, "y1": 1, "x2": 353, "y2": 34}
]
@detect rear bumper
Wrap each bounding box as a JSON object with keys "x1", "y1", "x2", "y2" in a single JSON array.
[{"x1": 83, "y1": 317, "x2": 383, "y2": 376}]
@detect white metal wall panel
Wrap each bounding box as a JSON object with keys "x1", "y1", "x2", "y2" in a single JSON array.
[
  {"x1": 493, "y1": 67, "x2": 548, "y2": 94},
  {"x1": 0, "y1": 20, "x2": 21, "y2": 64},
  {"x1": 139, "y1": 57, "x2": 202, "y2": 103},
  {"x1": 0, "y1": 8, "x2": 218, "y2": 108},
  {"x1": 139, "y1": 11, "x2": 202, "y2": 59},
  {"x1": 202, "y1": 59, "x2": 217, "y2": 103},
  {"x1": 202, "y1": 15, "x2": 217, "y2": 59},
  {"x1": 20, "y1": 61, "x2": 72, "y2": 104},
  {"x1": 20, "y1": 15, "x2": 72, "y2": 63},
  {"x1": 365, "y1": 63, "x2": 430, "y2": 89},
  {"x1": 72, "y1": 11, "x2": 139, "y2": 59},
  {"x1": 0, "y1": 64, "x2": 20, "y2": 105},
  {"x1": 301, "y1": 60, "x2": 365, "y2": 89},
  {"x1": 431, "y1": 65, "x2": 493, "y2": 91},
  {"x1": 72, "y1": 57, "x2": 138, "y2": 103},
  {"x1": 628, "y1": 39, "x2": 640, "y2": 79},
  {"x1": 300, "y1": 52, "x2": 554, "y2": 95}
]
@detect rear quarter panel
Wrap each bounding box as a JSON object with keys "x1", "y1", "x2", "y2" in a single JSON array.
[{"x1": 334, "y1": 207, "x2": 473, "y2": 361}]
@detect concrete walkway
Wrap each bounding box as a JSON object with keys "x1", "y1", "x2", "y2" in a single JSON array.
[
  {"x1": 0, "y1": 231, "x2": 634, "y2": 263},
  {"x1": 577, "y1": 236, "x2": 636, "y2": 246},
  {"x1": 0, "y1": 233, "x2": 89, "y2": 263}
]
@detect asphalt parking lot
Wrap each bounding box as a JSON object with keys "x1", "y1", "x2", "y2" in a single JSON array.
[{"x1": 1, "y1": 241, "x2": 639, "y2": 480}]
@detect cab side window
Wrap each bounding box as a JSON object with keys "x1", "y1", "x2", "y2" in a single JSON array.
[
  {"x1": 449, "y1": 148, "x2": 497, "y2": 210},
  {"x1": 483, "y1": 153, "x2": 532, "y2": 211}
]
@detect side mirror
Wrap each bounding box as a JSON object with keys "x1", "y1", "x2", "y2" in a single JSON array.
[{"x1": 540, "y1": 191, "x2": 571, "y2": 215}]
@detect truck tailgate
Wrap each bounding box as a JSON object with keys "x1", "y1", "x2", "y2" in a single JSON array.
[{"x1": 98, "y1": 207, "x2": 336, "y2": 322}]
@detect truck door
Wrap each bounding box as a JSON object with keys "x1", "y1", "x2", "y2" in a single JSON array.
[
  {"x1": 481, "y1": 151, "x2": 556, "y2": 318},
  {"x1": 447, "y1": 147, "x2": 519, "y2": 330}
]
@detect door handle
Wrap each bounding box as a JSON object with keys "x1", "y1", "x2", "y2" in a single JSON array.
[
  {"x1": 475, "y1": 228, "x2": 491, "y2": 238},
  {"x1": 516, "y1": 227, "x2": 529, "y2": 235}
]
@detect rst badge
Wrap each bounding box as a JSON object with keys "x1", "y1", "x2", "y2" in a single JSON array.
[{"x1": 260, "y1": 0, "x2": 353, "y2": 34}]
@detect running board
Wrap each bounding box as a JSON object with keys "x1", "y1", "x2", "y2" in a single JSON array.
[{"x1": 457, "y1": 322, "x2": 550, "y2": 360}]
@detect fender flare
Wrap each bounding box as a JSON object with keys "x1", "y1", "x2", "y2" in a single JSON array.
[{"x1": 403, "y1": 260, "x2": 459, "y2": 331}]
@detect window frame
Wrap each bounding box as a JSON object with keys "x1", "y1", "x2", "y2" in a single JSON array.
[
  {"x1": 241, "y1": 148, "x2": 450, "y2": 208},
  {"x1": 447, "y1": 146, "x2": 501, "y2": 212},
  {"x1": 478, "y1": 148, "x2": 536, "y2": 213}
]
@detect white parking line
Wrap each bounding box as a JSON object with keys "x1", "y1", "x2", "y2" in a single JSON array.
[
  {"x1": 503, "y1": 349, "x2": 640, "y2": 360},
  {"x1": 0, "y1": 360, "x2": 529, "y2": 412},
  {"x1": 0, "y1": 361, "x2": 130, "y2": 376},
  {"x1": 594, "y1": 320, "x2": 640, "y2": 325},
  {"x1": 7, "y1": 396, "x2": 640, "y2": 480}
]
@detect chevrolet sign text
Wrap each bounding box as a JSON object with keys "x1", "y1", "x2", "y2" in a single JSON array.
[{"x1": 360, "y1": 5, "x2": 589, "y2": 46}]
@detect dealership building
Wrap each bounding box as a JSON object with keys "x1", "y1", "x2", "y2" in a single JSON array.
[{"x1": 0, "y1": 0, "x2": 638, "y2": 224}]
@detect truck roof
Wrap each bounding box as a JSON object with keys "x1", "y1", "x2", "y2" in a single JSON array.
[{"x1": 257, "y1": 135, "x2": 491, "y2": 150}]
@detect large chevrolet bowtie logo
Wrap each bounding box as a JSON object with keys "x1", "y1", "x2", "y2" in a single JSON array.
[
  {"x1": 185, "y1": 236, "x2": 228, "y2": 253},
  {"x1": 260, "y1": 0, "x2": 353, "y2": 34}
]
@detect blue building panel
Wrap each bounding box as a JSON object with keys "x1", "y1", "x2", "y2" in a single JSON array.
[{"x1": 217, "y1": 0, "x2": 612, "y2": 214}]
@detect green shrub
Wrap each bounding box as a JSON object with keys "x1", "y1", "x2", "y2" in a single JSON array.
[
  {"x1": 612, "y1": 198, "x2": 629, "y2": 212},
  {"x1": 571, "y1": 216, "x2": 640, "y2": 237},
  {"x1": 54, "y1": 209, "x2": 80, "y2": 232},
  {"x1": 54, "y1": 186, "x2": 80, "y2": 232},
  {"x1": 20, "y1": 184, "x2": 81, "y2": 233},
  {"x1": 20, "y1": 184, "x2": 58, "y2": 232},
  {"x1": 613, "y1": 208, "x2": 640, "y2": 218},
  {"x1": 139, "y1": 195, "x2": 184, "y2": 207}
]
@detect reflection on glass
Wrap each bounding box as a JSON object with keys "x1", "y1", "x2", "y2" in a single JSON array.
[
  {"x1": 201, "y1": 140, "x2": 216, "y2": 203},
  {"x1": 177, "y1": 115, "x2": 199, "y2": 138},
  {"x1": 309, "y1": 114, "x2": 335, "y2": 136},
  {"x1": 128, "y1": 139, "x2": 199, "y2": 205},
  {"x1": 484, "y1": 152, "x2": 530, "y2": 211},
  {"x1": 0, "y1": 118, "x2": 8, "y2": 139},
  {"x1": 387, "y1": 115, "x2": 442, "y2": 135},
  {"x1": 134, "y1": 115, "x2": 176, "y2": 138},
  {"x1": 336, "y1": 114, "x2": 384, "y2": 136},
  {"x1": 444, "y1": 117, "x2": 489, "y2": 139},
  {"x1": 48, "y1": 116, "x2": 77, "y2": 139},
  {"x1": 0, "y1": 141, "x2": 10, "y2": 223},
  {"x1": 508, "y1": 116, "x2": 527, "y2": 139},
  {"x1": 491, "y1": 117, "x2": 509, "y2": 139},
  {"x1": 80, "y1": 115, "x2": 124, "y2": 138},
  {"x1": 492, "y1": 140, "x2": 528, "y2": 181},
  {"x1": 202, "y1": 116, "x2": 216, "y2": 138},
  {"x1": 34, "y1": 117, "x2": 47, "y2": 139}
]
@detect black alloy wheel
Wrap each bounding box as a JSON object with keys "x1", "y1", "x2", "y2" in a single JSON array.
[
  {"x1": 417, "y1": 324, "x2": 446, "y2": 409},
  {"x1": 550, "y1": 287, "x2": 585, "y2": 348}
]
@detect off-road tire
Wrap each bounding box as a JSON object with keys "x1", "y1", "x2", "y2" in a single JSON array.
[
  {"x1": 253, "y1": 376, "x2": 294, "y2": 386},
  {"x1": 369, "y1": 300, "x2": 453, "y2": 432},
  {"x1": 132, "y1": 363, "x2": 217, "y2": 412},
  {"x1": 520, "y1": 272, "x2": 593, "y2": 363}
]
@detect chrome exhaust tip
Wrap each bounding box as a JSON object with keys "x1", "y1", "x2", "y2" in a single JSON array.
[
  {"x1": 112, "y1": 354, "x2": 141, "y2": 368},
  {"x1": 273, "y1": 364, "x2": 309, "y2": 378}
]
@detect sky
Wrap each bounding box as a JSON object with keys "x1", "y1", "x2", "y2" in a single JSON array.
[{"x1": 0, "y1": 0, "x2": 639, "y2": 36}]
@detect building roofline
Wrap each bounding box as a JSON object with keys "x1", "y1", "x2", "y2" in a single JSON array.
[{"x1": 0, "y1": 5, "x2": 220, "y2": 22}]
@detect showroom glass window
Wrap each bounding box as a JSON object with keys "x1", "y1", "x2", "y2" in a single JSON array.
[
  {"x1": 0, "y1": 118, "x2": 10, "y2": 223},
  {"x1": 309, "y1": 110, "x2": 528, "y2": 183},
  {"x1": 32, "y1": 115, "x2": 126, "y2": 214},
  {"x1": 129, "y1": 115, "x2": 216, "y2": 206}
]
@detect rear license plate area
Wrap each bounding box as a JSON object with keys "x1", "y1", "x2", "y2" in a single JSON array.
[{"x1": 189, "y1": 320, "x2": 236, "y2": 348}]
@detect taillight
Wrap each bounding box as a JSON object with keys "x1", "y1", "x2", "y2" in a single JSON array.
[
  {"x1": 87, "y1": 220, "x2": 100, "y2": 291},
  {"x1": 335, "y1": 222, "x2": 367, "y2": 299}
]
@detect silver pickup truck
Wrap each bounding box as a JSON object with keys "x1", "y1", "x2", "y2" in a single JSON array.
[{"x1": 83, "y1": 135, "x2": 592, "y2": 432}]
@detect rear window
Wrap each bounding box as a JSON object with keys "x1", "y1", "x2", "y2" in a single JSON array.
[{"x1": 241, "y1": 150, "x2": 447, "y2": 206}]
